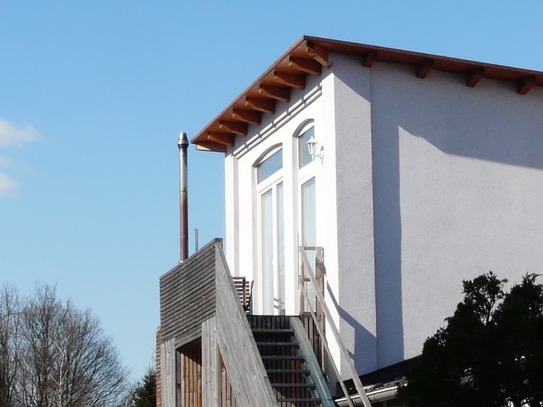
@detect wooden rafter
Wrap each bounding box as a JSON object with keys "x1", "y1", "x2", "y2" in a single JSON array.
[
  {"x1": 219, "y1": 121, "x2": 248, "y2": 135},
  {"x1": 289, "y1": 57, "x2": 322, "y2": 75},
  {"x1": 466, "y1": 67, "x2": 485, "y2": 87},
  {"x1": 245, "y1": 97, "x2": 276, "y2": 114},
  {"x1": 192, "y1": 36, "x2": 543, "y2": 152},
  {"x1": 206, "y1": 132, "x2": 235, "y2": 146},
  {"x1": 517, "y1": 76, "x2": 536, "y2": 95},
  {"x1": 417, "y1": 59, "x2": 434, "y2": 79},
  {"x1": 362, "y1": 52, "x2": 377, "y2": 68},
  {"x1": 273, "y1": 71, "x2": 306, "y2": 89},
  {"x1": 232, "y1": 109, "x2": 261, "y2": 125},
  {"x1": 306, "y1": 41, "x2": 331, "y2": 68},
  {"x1": 258, "y1": 85, "x2": 290, "y2": 102}
]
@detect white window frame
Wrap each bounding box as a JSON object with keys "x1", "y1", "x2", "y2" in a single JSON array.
[
  {"x1": 294, "y1": 121, "x2": 318, "y2": 312},
  {"x1": 254, "y1": 145, "x2": 285, "y2": 315}
]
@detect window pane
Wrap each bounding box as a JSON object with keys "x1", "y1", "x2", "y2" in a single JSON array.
[
  {"x1": 298, "y1": 126, "x2": 314, "y2": 168},
  {"x1": 301, "y1": 177, "x2": 316, "y2": 246},
  {"x1": 301, "y1": 177, "x2": 317, "y2": 311},
  {"x1": 261, "y1": 189, "x2": 274, "y2": 313},
  {"x1": 257, "y1": 149, "x2": 282, "y2": 183},
  {"x1": 276, "y1": 182, "x2": 285, "y2": 313}
]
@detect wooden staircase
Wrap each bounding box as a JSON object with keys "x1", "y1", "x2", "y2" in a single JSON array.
[{"x1": 248, "y1": 315, "x2": 328, "y2": 407}]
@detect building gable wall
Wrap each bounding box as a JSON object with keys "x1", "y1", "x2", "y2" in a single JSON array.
[
  {"x1": 369, "y1": 62, "x2": 543, "y2": 366},
  {"x1": 222, "y1": 50, "x2": 543, "y2": 376}
]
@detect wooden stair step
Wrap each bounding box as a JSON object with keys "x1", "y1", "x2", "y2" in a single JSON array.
[
  {"x1": 256, "y1": 342, "x2": 299, "y2": 346},
  {"x1": 261, "y1": 355, "x2": 304, "y2": 360},
  {"x1": 276, "y1": 397, "x2": 321, "y2": 402},
  {"x1": 267, "y1": 368, "x2": 310, "y2": 374},
  {"x1": 252, "y1": 328, "x2": 294, "y2": 334},
  {"x1": 272, "y1": 383, "x2": 316, "y2": 388}
]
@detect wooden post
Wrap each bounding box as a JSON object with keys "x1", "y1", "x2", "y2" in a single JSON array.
[
  {"x1": 160, "y1": 339, "x2": 176, "y2": 407},
  {"x1": 202, "y1": 318, "x2": 219, "y2": 407},
  {"x1": 299, "y1": 255, "x2": 306, "y2": 314},
  {"x1": 316, "y1": 247, "x2": 326, "y2": 368}
]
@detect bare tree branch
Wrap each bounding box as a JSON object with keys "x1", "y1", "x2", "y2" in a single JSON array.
[{"x1": 0, "y1": 284, "x2": 129, "y2": 407}]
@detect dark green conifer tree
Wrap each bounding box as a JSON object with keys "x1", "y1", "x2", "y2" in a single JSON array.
[{"x1": 399, "y1": 272, "x2": 543, "y2": 407}]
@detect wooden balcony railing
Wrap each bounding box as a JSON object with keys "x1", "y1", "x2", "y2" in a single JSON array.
[{"x1": 299, "y1": 246, "x2": 372, "y2": 407}]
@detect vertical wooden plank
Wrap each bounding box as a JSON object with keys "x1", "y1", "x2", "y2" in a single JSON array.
[
  {"x1": 183, "y1": 351, "x2": 188, "y2": 406},
  {"x1": 160, "y1": 339, "x2": 176, "y2": 407},
  {"x1": 175, "y1": 350, "x2": 181, "y2": 407},
  {"x1": 202, "y1": 318, "x2": 219, "y2": 407},
  {"x1": 156, "y1": 327, "x2": 162, "y2": 407},
  {"x1": 189, "y1": 354, "x2": 194, "y2": 407},
  {"x1": 221, "y1": 357, "x2": 227, "y2": 407},
  {"x1": 197, "y1": 352, "x2": 202, "y2": 407},
  {"x1": 177, "y1": 341, "x2": 203, "y2": 407}
]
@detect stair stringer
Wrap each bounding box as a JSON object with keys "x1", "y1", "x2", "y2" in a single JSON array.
[
  {"x1": 290, "y1": 317, "x2": 335, "y2": 407},
  {"x1": 201, "y1": 246, "x2": 276, "y2": 407}
]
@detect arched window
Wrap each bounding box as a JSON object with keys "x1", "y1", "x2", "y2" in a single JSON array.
[
  {"x1": 254, "y1": 145, "x2": 285, "y2": 315},
  {"x1": 297, "y1": 121, "x2": 315, "y2": 169},
  {"x1": 256, "y1": 147, "x2": 282, "y2": 183}
]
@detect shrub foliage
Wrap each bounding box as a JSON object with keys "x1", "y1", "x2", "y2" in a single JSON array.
[{"x1": 399, "y1": 272, "x2": 543, "y2": 407}]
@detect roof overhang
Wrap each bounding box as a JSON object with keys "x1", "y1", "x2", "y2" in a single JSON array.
[{"x1": 192, "y1": 35, "x2": 543, "y2": 152}]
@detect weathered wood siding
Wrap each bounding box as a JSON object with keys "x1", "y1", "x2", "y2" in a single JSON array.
[
  {"x1": 202, "y1": 318, "x2": 219, "y2": 407},
  {"x1": 180, "y1": 340, "x2": 203, "y2": 407},
  {"x1": 160, "y1": 339, "x2": 176, "y2": 407},
  {"x1": 203, "y1": 317, "x2": 240, "y2": 407},
  {"x1": 211, "y1": 247, "x2": 276, "y2": 407},
  {"x1": 160, "y1": 239, "x2": 219, "y2": 347},
  {"x1": 156, "y1": 326, "x2": 162, "y2": 407},
  {"x1": 219, "y1": 354, "x2": 239, "y2": 407}
]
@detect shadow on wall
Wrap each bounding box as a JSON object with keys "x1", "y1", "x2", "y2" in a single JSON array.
[
  {"x1": 372, "y1": 102, "x2": 404, "y2": 368},
  {"x1": 370, "y1": 66, "x2": 543, "y2": 367},
  {"x1": 327, "y1": 284, "x2": 378, "y2": 376},
  {"x1": 388, "y1": 71, "x2": 543, "y2": 171}
]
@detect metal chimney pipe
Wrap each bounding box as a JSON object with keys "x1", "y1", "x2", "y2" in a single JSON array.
[{"x1": 177, "y1": 132, "x2": 189, "y2": 262}]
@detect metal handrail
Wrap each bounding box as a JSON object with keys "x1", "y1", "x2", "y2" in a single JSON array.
[{"x1": 299, "y1": 246, "x2": 372, "y2": 407}]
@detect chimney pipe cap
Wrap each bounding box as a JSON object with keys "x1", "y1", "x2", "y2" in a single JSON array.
[{"x1": 177, "y1": 132, "x2": 189, "y2": 148}]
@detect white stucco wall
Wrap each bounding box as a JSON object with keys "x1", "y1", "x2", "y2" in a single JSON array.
[
  {"x1": 369, "y1": 63, "x2": 543, "y2": 368},
  {"x1": 329, "y1": 55, "x2": 378, "y2": 374},
  {"x1": 223, "y1": 56, "x2": 379, "y2": 377},
  {"x1": 223, "y1": 50, "x2": 543, "y2": 378}
]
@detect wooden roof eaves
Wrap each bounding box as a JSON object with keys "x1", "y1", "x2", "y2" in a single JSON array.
[
  {"x1": 302, "y1": 35, "x2": 543, "y2": 84},
  {"x1": 191, "y1": 37, "x2": 312, "y2": 147},
  {"x1": 192, "y1": 35, "x2": 543, "y2": 152}
]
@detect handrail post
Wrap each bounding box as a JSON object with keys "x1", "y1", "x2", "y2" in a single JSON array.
[
  {"x1": 299, "y1": 252, "x2": 306, "y2": 314},
  {"x1": 315, "y1": 247, "x2": 325, "y2": 367}
]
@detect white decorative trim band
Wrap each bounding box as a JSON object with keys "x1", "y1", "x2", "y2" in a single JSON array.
[{"x1": 232, "y1": 85, "x2": 323, "y2": 159}]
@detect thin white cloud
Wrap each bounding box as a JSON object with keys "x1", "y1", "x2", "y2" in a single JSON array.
[
  {"x1": 0, "y1": 118, "x2": 38, "y2": 198},
  {"x1": 0, "y1": 172, "x2": 20, "y2": 198},
  {"x1": 0, "y1": 118, "x2": 37, "y2": 147},
  {"x1": 0, "y1": 156, "x2": 15, "y2": 168}
]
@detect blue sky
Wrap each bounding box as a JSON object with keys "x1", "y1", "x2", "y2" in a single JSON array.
[{"x1": 1, "y1": 1, "x2": 542, "y2": 381}]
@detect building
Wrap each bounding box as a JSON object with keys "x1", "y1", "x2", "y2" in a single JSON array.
[{"x1": 158, "y1": 36, "x2": 543, "y2": 406}]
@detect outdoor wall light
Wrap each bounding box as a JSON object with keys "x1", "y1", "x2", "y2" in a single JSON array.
[{"x1": 306, "y1": 135, "x2": 324, "y2": 161}]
